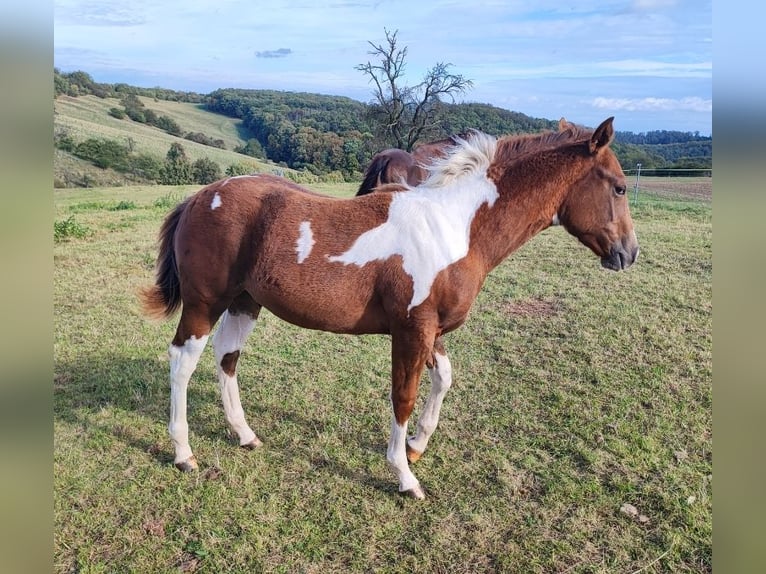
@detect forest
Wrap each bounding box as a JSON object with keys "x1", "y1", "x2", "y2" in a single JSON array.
[{"x1": 54, "y1": 69, "x2": 712, "y2": 181}]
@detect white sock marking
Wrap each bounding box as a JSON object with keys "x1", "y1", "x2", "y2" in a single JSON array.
[
  {"x1": 212, "y1": 311, "x2": 258, "y2": 445},
  {"x1": 295, "y1": 221, "x2": 316, "y2": 264},
  {"x1": 168, "y1": 335, "x2": 209, "y2": 463},
  {"x1": 408, "y1": 350, "x2": 453, "y2": 455},
  {"x1": 387, "y1": 415, "x2": 420, "y2": 493}
]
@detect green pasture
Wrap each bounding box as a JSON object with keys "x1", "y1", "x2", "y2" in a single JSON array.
[
  {"x1": 54, "y1": 179, "x2": 711, "y2": 573},
  {"x1": 54, "y1": 95, "x2": 279, "y2": 173}
]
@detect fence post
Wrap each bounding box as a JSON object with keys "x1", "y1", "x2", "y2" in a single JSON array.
[{"x1": 633, "y1": 163, "x2": 642, "y2": 202}]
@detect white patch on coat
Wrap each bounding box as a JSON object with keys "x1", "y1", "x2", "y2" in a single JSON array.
[
  {"x1": 327, "y1": 138, "x2": 498, "y2": 312},
  {"x1": 211, "y1": 192, "x2": 222, "y2": 210},
  {"x1": 295, "y1": 221, "x2": 316, "y2": 264}
]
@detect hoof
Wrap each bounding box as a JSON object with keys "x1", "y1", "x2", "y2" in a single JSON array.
[
  {"x1": 402, "y1": 484, "x2": 426, "y2": 500},
  {"x1": 174, "y1": 456, "x2": 198, "y2": 472},
  {"x1": 240, "y1": 437, "x2": 263, "y2": 450},
  {"x1": 406, "y1": 443, "x2": 423, "y2": 464}
]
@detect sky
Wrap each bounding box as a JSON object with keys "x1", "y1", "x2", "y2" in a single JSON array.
[{"x1": 53, "y1": 0, "x2": 712, "y2": 135}]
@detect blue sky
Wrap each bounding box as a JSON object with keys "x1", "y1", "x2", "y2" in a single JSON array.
[{"x1": 53, "y1": 0, "x2": 712, "y2": 135}]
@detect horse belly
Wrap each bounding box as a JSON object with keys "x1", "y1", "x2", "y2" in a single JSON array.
[{"x1": 254, "y1": 286, "x2": 389, "y2": 335}]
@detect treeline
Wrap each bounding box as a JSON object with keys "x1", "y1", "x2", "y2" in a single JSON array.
[
  {"x1": 615, "y1": 130, "x2": 712, "y2": 145},
  {"x1": 614, "y1": 130, "x2": 712, "y2": 173},
  {"x1": 205, "y1": 89, "x2": 561, "y2": 176},
  {"x1": 55, "y1": 69, "x2": 712, "y2": 176},
  {"x1": 55, "y1": 69, "x2": 205, "y2": 103}
]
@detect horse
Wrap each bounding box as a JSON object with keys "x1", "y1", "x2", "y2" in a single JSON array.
[
  {"x1": 356, "y1": 134, "x2": 467, "y2": 196},
  {"x1": 141, "y1": 117, "x2": 639, "y2": 500},
  {"x1": 356, "y1": 120, "x2": 581, "y2": 381}
]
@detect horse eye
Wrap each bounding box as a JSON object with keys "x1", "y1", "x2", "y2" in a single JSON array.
[{"x1": 615, "y1": 185, "x2": 626, "y2": 196}]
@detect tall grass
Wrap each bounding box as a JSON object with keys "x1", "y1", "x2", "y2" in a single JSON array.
[{"x1": 54, "y1": 181, "x2": 711, "y2": 573}]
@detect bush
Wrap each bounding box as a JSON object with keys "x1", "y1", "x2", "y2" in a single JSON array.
[
  {"x1": 74, "y1": 138, "x2": 130, "y2": 170},
  {"x1": 159, "y1": 142, "x2": 194, "y2": 184},
  {"x1": 225, "y1": 163, "x2": 254, "y2": 176},
  {"x1": 192, "y1": 157, "x2": 222, "y2": 184},
  {"x1": 108, "y1": 107, "x2": 126, "y2": 119},
  {"x1": 127, "y1": 153, "x2": 163, "y2": 182},
  {"x1": 156, "y1": 115, "x2": 183, "y2": 136},
  {"x1": 54, "y1": 216, "x2": 91, "y2": 242},
  {"x1": 54, "y1": 130, "x2": 76, "y2": 152},
  {"x1": 185, "y1": 132, "x2": 226, "y2": 149}
]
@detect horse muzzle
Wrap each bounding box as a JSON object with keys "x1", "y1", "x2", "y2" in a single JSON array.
[{"x1": 601, "y1": 237, "x2": 640, "y2": 271}]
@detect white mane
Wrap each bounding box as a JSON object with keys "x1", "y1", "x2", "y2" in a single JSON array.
[{"x1": 418, "y1": 130, "x2": 497, "y2": 188}]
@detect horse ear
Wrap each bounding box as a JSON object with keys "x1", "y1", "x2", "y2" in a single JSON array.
[
  {"x1": 589, "y1": 117, "x2": 615, "y2": 154},
  {"x1": 558, "y1": 117, "x2": 574, "y2": 132}
]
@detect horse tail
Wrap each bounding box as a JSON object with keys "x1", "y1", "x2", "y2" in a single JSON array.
[
  {"x1": 356, "y1": 154, "x2": 389, "y2": 196},
  {"x1": 140, "y1": 197, "x2": 191, "y2": 320}
]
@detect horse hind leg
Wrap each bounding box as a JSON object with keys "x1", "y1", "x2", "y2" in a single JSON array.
[
  {"x1": 406, "y1": 337, "x2": 453, "y2": 463},
  {"x1": 169, "y1": 306, "x2": 216, "y2": 471},
  {"x1": 212, "y1": 297, "x2": 262, "y2": 450}
]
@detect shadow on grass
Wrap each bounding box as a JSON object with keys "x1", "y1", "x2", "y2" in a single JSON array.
[{"x1": 54, "y1": 352, "x2": 398, "y2": 495}]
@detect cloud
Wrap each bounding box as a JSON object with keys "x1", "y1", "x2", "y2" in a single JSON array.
[
  {"x1": 631, "y1": 0, "x2": 678, "y2": 11},
  {"x1": 592, "y1": 96, "x2": 712, "y2": 113},
  {"x1": 54, "y1": 1, "x2": 147, "y2": 26},
  {"x1": 255, "y1": 48, "x2": 293, "y2": 59}
]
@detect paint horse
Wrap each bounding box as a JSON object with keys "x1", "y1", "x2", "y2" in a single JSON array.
[
  {"x1": 356, "y1": 134, "x2": 467, "y2": 196},
  {"x1": 355, "y1": 120, "x2": 580, "y2": 380},
  {"x1": 142, "y1": 117, "x2": 639, "y2": 499}
]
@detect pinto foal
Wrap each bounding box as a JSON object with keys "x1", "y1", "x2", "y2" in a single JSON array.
[{"x1": 142, "y1": 117, "x2": 638, "y2": 499}]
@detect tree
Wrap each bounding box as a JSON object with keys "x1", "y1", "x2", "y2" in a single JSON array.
[
  {"x1": 160, "y1": 142, "x2": 193, "y2": 184},
  {"x1": 356, "y1": 29, "x2": 473, "y2": 151},
  {"x1": 192, "y1": 157, "x2": 222, "y2": 184}
]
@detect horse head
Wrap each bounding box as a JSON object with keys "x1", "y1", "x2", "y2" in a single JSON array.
[{"x1": 555, "y1": 117, "x2": 640, "y2": 271}]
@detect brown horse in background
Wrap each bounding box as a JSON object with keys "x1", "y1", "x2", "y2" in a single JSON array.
[
  {"x1": 356, "y1": 122, "x2": 575, "y2": 196},
  {"x1": 356, "y1": 134, "x2": 469, "y2": 196},
  {"x1": 142, "y1": 117, "x2": 638, "y2": 499}
]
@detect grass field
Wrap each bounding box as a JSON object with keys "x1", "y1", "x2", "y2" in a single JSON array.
[
  {"x1": 54, "y1": 177, "x2": 711, "y2": 573},
  {"x1": 54, "y1": 95, "x2": 287, "y2": 185}
]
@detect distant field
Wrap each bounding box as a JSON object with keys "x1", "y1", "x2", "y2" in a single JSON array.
[
  {"x1": 54, "y1": 179, "x2": 711, "y2": 573},
  {"x1": 54, "y1": 94, "x2": 283, "y2": 175}
]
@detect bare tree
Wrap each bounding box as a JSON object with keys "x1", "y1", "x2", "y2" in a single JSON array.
[{"x1": 356, "y1": 29, "x2": 473, "y2": 151}]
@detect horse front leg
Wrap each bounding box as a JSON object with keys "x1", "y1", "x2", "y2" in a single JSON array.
[
  {"x1": 406, "y1": 336, "x2": 453, "y2": 463},
  {"x1": 387, "y1": 329, "x2": 433, "y2": 499},
  {"x1": 212, "y1": 305, "x2": 262, "y2": 450}
]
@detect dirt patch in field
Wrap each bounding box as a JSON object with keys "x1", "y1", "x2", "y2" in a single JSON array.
[
  {"x1": 636, "y1": 176, "x2": 712, "y2": 201},
  {"x1": 504, "y1": 298, "x2": 561, "y2": 319}
]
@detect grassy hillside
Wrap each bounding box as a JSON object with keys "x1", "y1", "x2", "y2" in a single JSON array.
[{"x1": 54, "y1": 95, "x2": 295, "y2": 186}]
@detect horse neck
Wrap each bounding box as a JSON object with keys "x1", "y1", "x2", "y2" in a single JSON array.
[{"x1": 472, "y1": 150, "x2": 584, "y2": 271}]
